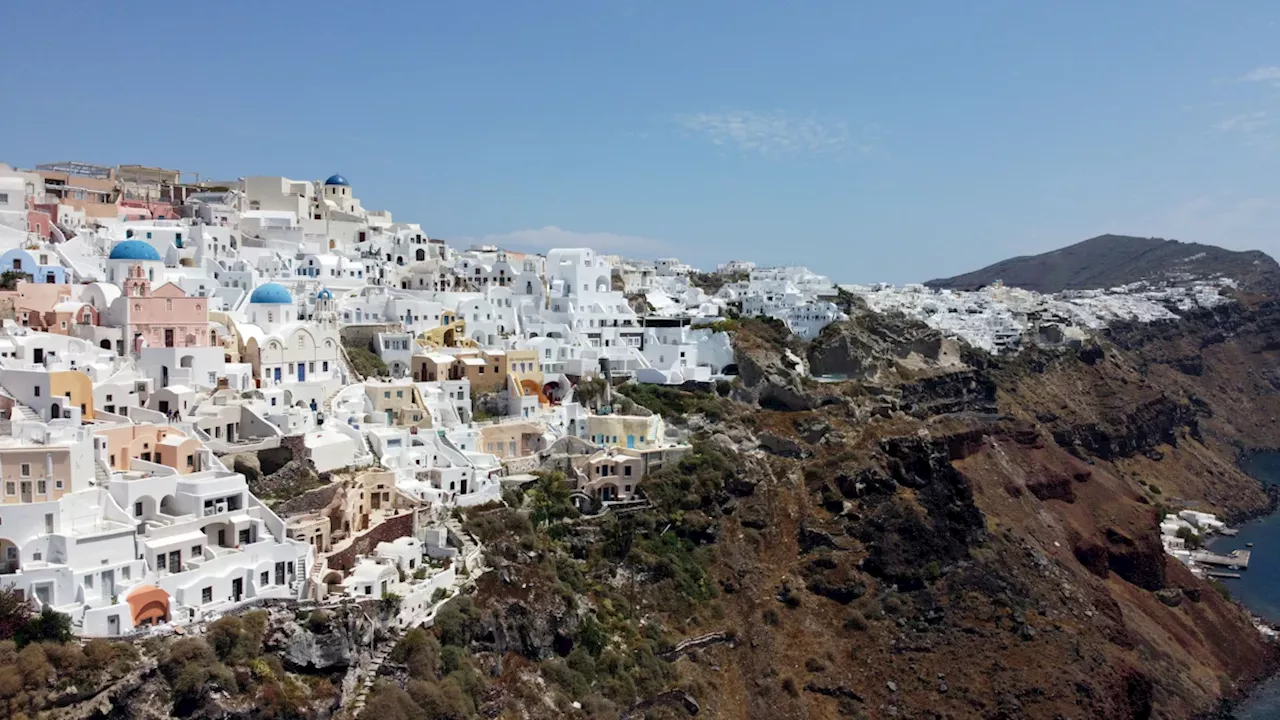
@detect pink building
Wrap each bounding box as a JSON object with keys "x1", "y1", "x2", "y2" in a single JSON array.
[{"x1": 122, "y1": 271, "x2": 213, "y2": 352}]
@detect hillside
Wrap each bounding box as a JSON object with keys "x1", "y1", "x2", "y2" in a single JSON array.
[{"x1": 925, "y1": 234, "x2": 1280, "y2": 293}]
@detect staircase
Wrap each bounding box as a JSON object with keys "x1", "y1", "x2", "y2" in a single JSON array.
[
  {"x1": 93, "y1": 459, "x2": 110, "y2": 486},
  {"x1": 307, "y1": 556, "x2": 327, "y2": 601},
  {"x1": 350, "y1": 628, "x2": 403, "y2": 718},
  {"x1": 10, "y1": 402, "x2": 40, "y2": 422}
]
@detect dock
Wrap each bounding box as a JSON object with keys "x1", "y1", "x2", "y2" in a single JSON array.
[
  {"x1": 1191, "y1": 549, "x2": 1251, "y2": 569},
  {"x1": 1207, "y1": 571, "x2": 1242, "y2": 579},
  {"x1": 1219, "y1": 528, "x2": 1240, "y2": 537}
]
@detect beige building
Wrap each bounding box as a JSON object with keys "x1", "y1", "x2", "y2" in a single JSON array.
[
  {"x1": 0, "y1": 446, "x2": 74, "y2": 505},
  {"x1": 364, "y1": 381, "x2": 432, "y2": 427},
  {"x1": 585, "y1": 413, "x2": 666, "y2": 450},
  {"x1": 478, "y1": 422, "x2": 546, "y2": 459}
]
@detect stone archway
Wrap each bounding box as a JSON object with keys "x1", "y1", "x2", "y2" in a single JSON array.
[{"x1": 0, "y1": 538, "x2": 19, "y2": 574}]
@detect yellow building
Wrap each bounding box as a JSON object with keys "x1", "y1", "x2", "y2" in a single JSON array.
[{"x1": 585, "y1": 414, "x2": 665, "y2": 450}]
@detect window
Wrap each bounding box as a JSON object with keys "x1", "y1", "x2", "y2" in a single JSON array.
[
  {"x1": 396, "y1": 391, "x2": 403, "y2": 398},
  {"x1": 4, "y1": 483, "x2": 12, "y2": 496},
  {"x1": 384, "y1": 391, "x2": 390, "y2": 399},
  {"x1": 297, "y1": 336, "x2": 304, "y2": 349},
  {"x1": 156, "y1": 553, "x2": 166, "y2": 570},
  {"x1": 260, "y1": 571, "x2": 269, "y2": 586},
  {"x1": 85, "y1": 573, "x2": 93, "y2": 588},
  {"x1": 33, "y1": 387, "x2": 39, "y2": 397},
  {"x1": 121, "y1": 566, "x2": 131, "y2": 580},
  {"x1": 192, "y1": 545, "x2": 202, "y2": 557},
  {"x1": 0, "y1": 193, "x2": 7, "y2": 204},
  {"x1": 37, "y1": 481, "x2": 46, "y2": 495},
  {"x1": 624, "y1": 466, "x2": 632, "y2": 476},
  {"x1": 202, "y1": 586, "x2": 212, "y2": 603},
  {"x1": 54, "y1": 479, "x2": 62, "y2": 490},
  {"x1": 20, "y1": 464, "x2": 29, "y2": 477}
]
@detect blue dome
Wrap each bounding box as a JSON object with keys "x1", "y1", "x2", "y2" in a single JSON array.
[
  {"x1": 249, "y1": 283, "x2": 293, "y2": 304},
  {"x1": 109, "y1": 240, "x2": 162, "y2": 261},
  {"x1": 316, "y1": 288, "x2": 334, "y2": 300},
  {"x1": 324, "y1": 174, "x2": 349, "y2": 186}
]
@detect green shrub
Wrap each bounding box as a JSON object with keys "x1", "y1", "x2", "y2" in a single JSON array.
[
  {"x1": 307, "y1": 610, "x2": 331, "y2": 634},
  {"x1": 347, "y1": 346, "x2": 388, "y2": 378},
  {"x1": 434, "y1": 597, "x2": 480, "y2": 647},
  {"x1": 390, "y1": 628, "x2": 441, "y2": 680}
]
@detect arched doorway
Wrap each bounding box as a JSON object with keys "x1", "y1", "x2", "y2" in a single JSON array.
[
  {"x1": 415, "y1": 248, "x2": 425, "y2": 262},
  {"x1": 180, "y1": 356, "x2": 194, "y2": 369},
  {"x1": 50, "y1": 402, "x2": 61, "y2": 420},
  {"x1": 0, "y1": 538, "x2": 19, "y2": 574},
  {"x1": 100, "y1": 339, "x2": 112, "y2": 350}
]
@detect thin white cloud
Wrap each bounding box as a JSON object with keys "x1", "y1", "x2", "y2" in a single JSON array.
[
  {"x1": 1240, "y1": 66, "x2": 1280, "y2": 85},
  {"x1": 675, "y1": 110, "x2": 872, "y2": 155},
  {"x1": 1217, "y1": 111, "x2": 1270, "y2": 133},
  {"x1": 472, "y1": 226, "x2": 669, "y2": 253}
]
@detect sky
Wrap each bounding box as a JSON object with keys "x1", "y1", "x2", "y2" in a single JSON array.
[{"x1": 2, "y1": 1, "x2": 1280, "y2": 283}]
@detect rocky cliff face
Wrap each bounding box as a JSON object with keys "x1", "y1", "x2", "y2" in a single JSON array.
[{"x1": 665, "y1": 301, "x2": 1280, "y2": 719}]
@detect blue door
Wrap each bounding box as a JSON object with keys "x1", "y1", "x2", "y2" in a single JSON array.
[
  {"x1": 274, "y1": 367, "x2": 281, "y2": 383},
  {"x1": 627, "y1": 435, "x2": 635, "y2": 449},
  {"x1": 298, "y1": 363, "x2": 306, "y2": 382}
]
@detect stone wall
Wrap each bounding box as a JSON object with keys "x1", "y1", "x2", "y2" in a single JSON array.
[
  {"x1": 275, "y1": 482, "x2": 342, "y2": 517},
  {"x1": 340, "y1": 324, "x2": 399, "y2": 352},
  {"x1": 327, "y1": 511, "x2": 415, "y2": 572}
]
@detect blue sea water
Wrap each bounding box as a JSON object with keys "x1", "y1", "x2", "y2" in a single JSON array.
[{"x1": 1206, "y1": 452, "x2": 1280, "y2": 718}]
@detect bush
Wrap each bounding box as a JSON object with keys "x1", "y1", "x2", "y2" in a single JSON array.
[
  {"x1": 434, "y1": 597, "x2": 480, "y2": 647},
  {"x1": 391, "y1": 628, "x2": 441, "y2": 680},
  {"x1": 205, "y1": 611, "x2": 267, "y2": 663},
  {"x1": 15, "y1": 607, "x2": 72, "y2": 648},
  {"x1": 381, "y1": 592, "x2": 403, "y2": 614},
  {"x1": 307, "y1": 610, "x2": 332, "y2": 634},
  {"x1": 1176, "y1": 526, "x2": 1203, "y2": 550},
  {"x1": 431, "y1": 587, "x2": 449, "y2": 603},
  {"x1": 163, "y1": 637, "x2": 237, "y2": 709},
  {"x1": 414, "y1": 567, "x2": 429, "y2": 581},
  {"x1": 347, "y1": 346, "x2": 388, "y2": 378}
]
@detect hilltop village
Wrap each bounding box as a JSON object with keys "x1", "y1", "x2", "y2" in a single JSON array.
[{"x1": 0, "y1": 161, "x2": 1241, "y2": 639}]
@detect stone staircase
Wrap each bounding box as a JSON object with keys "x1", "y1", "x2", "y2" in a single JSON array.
[
  {"x1": 10, "y1": 401, "x2": 40, "y2": 422},
  {"x1": 306, "y1": 556, "x2": 327, "y2": 601},
  {"x1": 93, "y1": 459, "x2": 110, "y2": 486},
  {"x1": 349, "y1": 628, "x2": 402, "y2": 718}
]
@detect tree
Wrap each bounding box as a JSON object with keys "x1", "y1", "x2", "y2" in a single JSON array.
[
  {"x1": 1176, "y1": 526, "x2": 1203, "y2": 550},
  {"x1": 0, "y1": 585, "x2": 32, "y2": 641},
  {"x1": 0, "y1": 271, "x2": 31, "y2": 291},
  {"x1": 529, "y1": 471, "x2": 575, "y2": 527},
  {"x1": 574, "y1": 376, "x2": 609, "y2": 410},
  {"x1": 14, "y1": 606, "x2": 71, "y2": 648}
]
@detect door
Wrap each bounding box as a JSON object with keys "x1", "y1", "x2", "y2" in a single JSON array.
[
  {"x1": 273, "y1": 367, "x2": 281, "y2": 383},
  {"x1": 168, "y1": 551, "x2": 180, "y2": 572},
  {"x1": 158, "y1": 400, "x2": 169, "y2": 414},
  {"x1": 217, "y1": 529, "x2": 226, "y2": 547},
  {"x1": 101, "y1": 569, "x2": 114, "y2": 602},
  {"x1": 627, "y1": 435, "x2": 635, "y2": 449},
  {"x1": 231, "y1": 577, "x2": 243, "y2": 602},
  {"x1": 107, "y1": 615, "x2": 119, "y2": 635},
  {"x1": 164, "y1": 329, "x2": 174, "y2": 347},
  {"x1": 297, "y1": 363, "x2": 305, "y2": 382},
  {"x1": 33, "y1": 348, "x2": 43, "y2": 364}
]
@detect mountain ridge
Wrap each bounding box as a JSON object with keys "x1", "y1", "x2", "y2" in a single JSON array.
[{"x1": 925, "y1": 234, "x2": 1280, "y2": 294}]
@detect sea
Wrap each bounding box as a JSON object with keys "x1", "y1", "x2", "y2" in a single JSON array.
[{"x1": 1205, "y1": 452, "x2": 1280, "y2": 718}]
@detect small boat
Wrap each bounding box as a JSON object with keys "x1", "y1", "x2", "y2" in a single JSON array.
[{"x1": 1247, "y1": 542, "x2": 1255, "y2": 548}]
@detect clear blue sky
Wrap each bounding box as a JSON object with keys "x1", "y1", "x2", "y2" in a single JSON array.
[{"x1": 3, "y1": 1, "x2": 1279, "y2": 282}]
